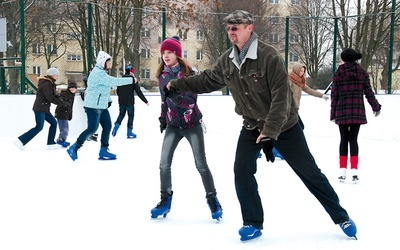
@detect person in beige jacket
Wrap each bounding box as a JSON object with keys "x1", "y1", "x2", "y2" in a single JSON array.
[{"x1": 289, "y1": 63, "x2": 328, "y2": 128}]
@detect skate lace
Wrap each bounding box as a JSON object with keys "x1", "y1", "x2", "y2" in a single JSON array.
[
  {"x1": 156, "y1": 197, "x2": 168, "y2": 208},
  {"x1": 207, "y1": 197, "x2": 221, "y2": 212}
]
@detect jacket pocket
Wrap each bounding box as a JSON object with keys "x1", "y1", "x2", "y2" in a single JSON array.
[{"x1": 247, "y1": 70, "x2": 266, "y2": 93}]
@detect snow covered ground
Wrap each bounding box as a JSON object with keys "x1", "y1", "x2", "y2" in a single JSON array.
[{"x1": 0, "y1": 92, "x2": 399, "y2": 250}]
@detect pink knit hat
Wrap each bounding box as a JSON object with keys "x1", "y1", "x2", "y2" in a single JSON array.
[{"x1": 160, "y1": 36, "x2": 182, "y2": 58}]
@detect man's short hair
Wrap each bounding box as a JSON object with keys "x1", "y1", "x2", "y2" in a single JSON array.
[{"x1": 224, "y1": 10, "x2": 254, "y2": 25}]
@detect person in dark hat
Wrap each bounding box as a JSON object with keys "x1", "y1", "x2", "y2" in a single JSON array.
[
  {"x1": 55, "y1": 81, "x2": 78, "y2": 147},
  {"x1": 331, "y1": 48, "x2": 381, "y2": 182},
  {"x1": 340, "y1": 48, "x2": 362, "y2": 62},
  {"x1": 165, "y1": 10, "x2": 358, "y2": 241},
  {"x1": 111, "y1": 65, "x2": 149, "y2": 138}
]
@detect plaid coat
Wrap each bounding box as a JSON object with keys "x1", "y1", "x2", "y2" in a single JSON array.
[{"x1": 330, "y1": 62, "x2": 381, "y2": 124}]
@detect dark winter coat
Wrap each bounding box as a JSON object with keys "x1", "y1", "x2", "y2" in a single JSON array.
[
  {"x1": 170, "y1": 37, "x2": 298, "y2": 140},
  {"x1": 32, "y1": 76, "x2": 64, "y2": 113},
  {"x1": 55, "y1": 89, "x2": 75, "y2": 120},
  {"x1": 159, "y1": 64, "x2": 202, "y2": 129},
  {"x1": 330, "y1": 61, "x2": 381, "y2": 124},
  {"x1": 116, "y1": 74, "x2": 148, "y2": 106}
]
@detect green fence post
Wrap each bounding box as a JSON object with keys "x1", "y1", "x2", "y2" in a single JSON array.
[
  {"x1": 87, "y1": 3, "x2": 93, "y2": 72},
  {"x1": 20, "y1": 0, "x2": 26, "y2": 94},
  {"x1": 285, "y1": 16, "x2": 289, "y2": 69},
  {"x1": 388, "y1": 0, "x2": 395, "y2": 94}
]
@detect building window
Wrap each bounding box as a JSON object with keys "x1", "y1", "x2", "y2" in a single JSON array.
[
  {"x1": 67, "y1": 54, "x2": 82, "y2": 61},
  {"x1": 292, "y1": 0, "x2": 301, "y2": 4},
  {"x1": 197, "y1": 30, "x2": 204, "y2": 41},
  {"x1": 177, "y1": 11, "x2": 185, "y2": 20},
  {"x1": 196, "y1": 50, "x2": 203, "y2": 61},
  {"x1": 141, "y1": 49, "x2": 151, "y2": 59},
  {"x1": 33, "y1": 66, "x2": 41, "y2": 75},
  {"x1": 49, "y1": 23, "x2": 57, "y2": 33},
  {"x1": 183, "y1": 50, "x2": 188, "y2": 59},
  {"x1": 141, "y1": 28, "x2": 150, "y2": 38},
  {"x1": 66, "y1": 33, "x2": 80, "y2": 40},
  {"x1": 47, "y1": 44, "x2": 57, "y2": 55},
  {"x1": 270, "y1": 14, "x2": 280, "y2": 24},
  {"x1": 289, "y1": 34, "x2": 300, "y2": 43},
  {"x1": 141, "y1": 68, "x2": 151, "y2": 79},
  {"x1": 290, "y1": 52, "x2": 299, "y2": 62},
  {"x1": 270, "y1": 0, "x2": 280, "y2": 3},
  {"x1": 178, "y1": 29, "x2": 188, "y2": 40},
  {"x1": 269, "y1": 34, "x2": 279, "y2": 43},
  {"x1": 32, "y1": 43, "x2": 40, "y2": 54},
  {"x1": 142, "y1": 7, "x2": 150, "y2": 17}
]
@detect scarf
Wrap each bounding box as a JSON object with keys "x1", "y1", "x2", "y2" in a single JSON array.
[
  {"x1": 233, "y1": 32, "x2": 258, "y2": 66},
  {"x1": 288, "y1": 72, "x2": 305, "y2": 88}
]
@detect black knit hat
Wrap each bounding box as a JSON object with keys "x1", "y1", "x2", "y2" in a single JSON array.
[
  {"x1": 68, "y1": 81, "x2": 77, "y2": 89},
  {"x1": 341, "y1": 48, "x2": 362, "y2": 62}
]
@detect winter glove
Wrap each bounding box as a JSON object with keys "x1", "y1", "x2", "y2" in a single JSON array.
[
  {"x1": 374, "y1": 110, "x2": 381, "y2": 117},
  {"x1": 260, "y1": 137, "x2": 275, "y2": 163},
  {"x1": 108, "y1": 101, "x2": 112, "y2": 108},
  {"x1": 322, "y1": 95, "x2": 329, "y2": 101},
  {"x1": 159, "y1": 117, "x2": 167, "y2": 133},
  {"x1": 163, "y1": 86, "x2": 182, "y2": 104}
]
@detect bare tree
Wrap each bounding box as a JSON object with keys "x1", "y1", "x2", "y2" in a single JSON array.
[
  {"x1": 289, "y1": 0, "x2": 333, "y2": 88},
  {"x1": 0, "y1": 0, "x2": 26, "y2": 93},
  {"x1": 26, "y1": 3, "x2": 69, "y2": 68},
  {"x1": 193, "y1": 0, "x2": 278, "y2": 63},
  {"x1": 331, "y1": 0, "x2": 400, "y2": 91}
]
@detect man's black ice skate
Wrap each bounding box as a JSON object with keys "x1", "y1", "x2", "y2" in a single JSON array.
[
  {"x1": 207, "y1": 194, "x2": 223, "y2": 221},
  {"x1": 151, "y1": 192, "x2": 173, "y2": 219},
  {"x1": 239, "y1": 225, "x2": 262, "y2": 241},
  {"x1": 339, "y1": 218, "x2": 357, "y2": 239}
]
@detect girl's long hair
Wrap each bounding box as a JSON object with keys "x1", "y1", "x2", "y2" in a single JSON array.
[{"x1": 156, "y1": 56, "x2": 192, "y2": 79}]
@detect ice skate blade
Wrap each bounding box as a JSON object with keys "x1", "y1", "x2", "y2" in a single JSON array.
[
  {"x1": 215, "y1": 217, "x2": 222, "y2": 223},
  {"x1": 150, "y1": 212, "x2": 169, "y2": 219},
  {"x1": 98, "y1": 157, "x2": 117, "y2": 160}
]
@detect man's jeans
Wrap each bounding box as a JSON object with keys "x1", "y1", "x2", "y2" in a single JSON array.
[{"x1": 234, "y1": 123, "x2": 349, "y2": 229}]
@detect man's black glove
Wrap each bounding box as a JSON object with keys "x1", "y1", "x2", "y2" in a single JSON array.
[
  {"x1": 163, "y1": 86, "x2": 182, "y2": 103},
  {"x1": 260, "y1": 137, "x2": 275, "y2": 163},
  {"x1": 108, "y1": 101, "x2": 112, "y2": 108},
  {"x1": 159, "y1": 117, "x2": 167, "y2": 133}
]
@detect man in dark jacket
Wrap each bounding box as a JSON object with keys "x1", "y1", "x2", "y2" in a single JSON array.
[
  {"x1": 55, "y1": 81, "x2": 77, "y2": 147},
  {"x1": 13, "y1": 67, "x2": 69, "y2": 150},
  {"x1": 111, "y1": 66, "x2": 149, "y2": 138},
  {"x1": 166, "y1": 10, "x2": 357, "y2": 242}
]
